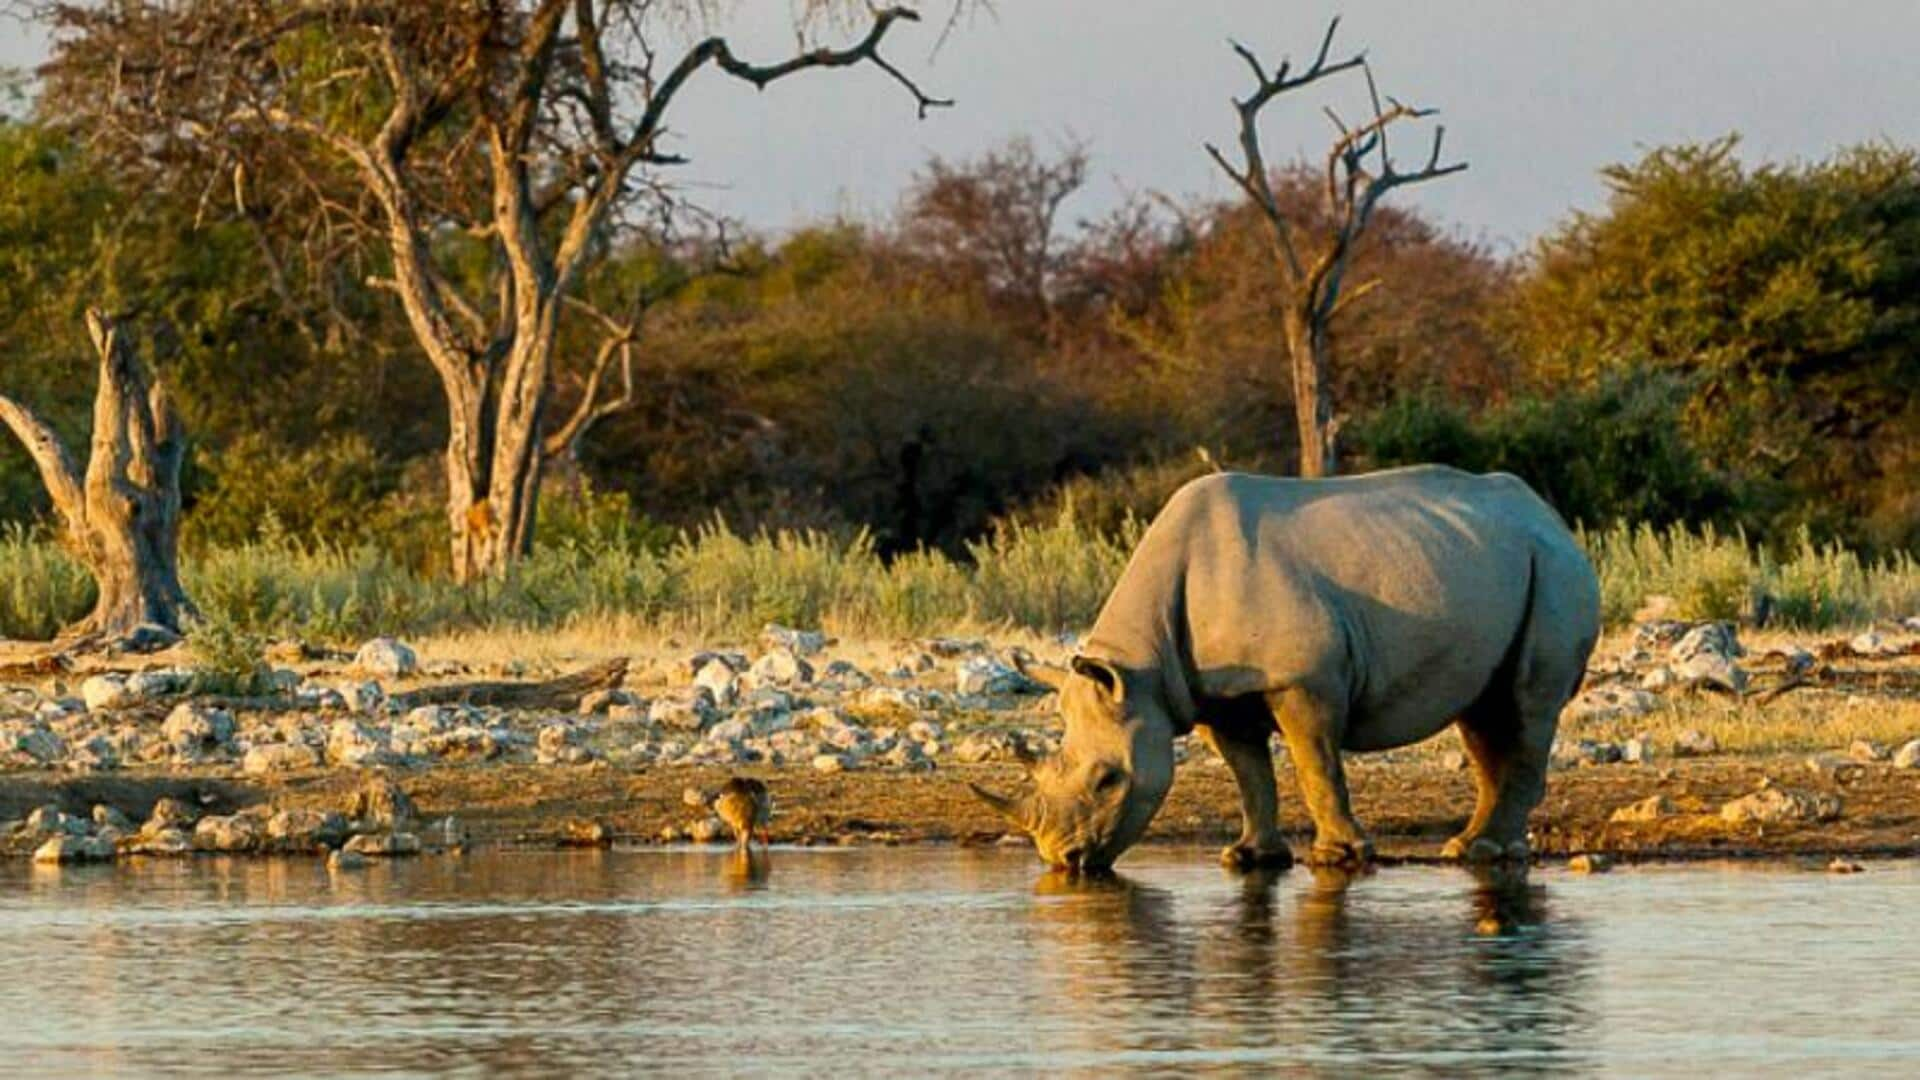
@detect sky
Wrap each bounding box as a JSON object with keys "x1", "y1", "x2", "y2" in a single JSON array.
[{"x1": 5, "y1": 1, "x2": 1920, "y2": 252}]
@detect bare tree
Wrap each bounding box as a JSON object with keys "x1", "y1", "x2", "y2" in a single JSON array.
[
  {"x1": 30, "y1": 1, "x2": 950, "y2": 581},
  {"x1": 0, "y1": 310, "x2": 193, "y2": 644},
  {"x1": 900, "y1": 136, "x2": 1089, "y2": 332},
  {"x1": 1206, "y1": 17, "x2": 1465, "y2": 477}
]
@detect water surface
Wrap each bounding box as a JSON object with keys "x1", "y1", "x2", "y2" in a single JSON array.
[{"x1": 0, "y1": 848, "x2": 1913, "y2": 1076}]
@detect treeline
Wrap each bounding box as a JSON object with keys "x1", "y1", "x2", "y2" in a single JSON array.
[{"x1": 4, "y1": 120, "x2": 1918, "y2": 563}]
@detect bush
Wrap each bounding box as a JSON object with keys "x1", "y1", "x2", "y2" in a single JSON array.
[{"x1": 0, "y1": 524, "x2": 93, "y2": 639}]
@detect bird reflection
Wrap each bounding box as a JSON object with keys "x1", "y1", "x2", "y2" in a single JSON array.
[{"x1": 725, "y1": 846, "x2": 771, "y2": 890}]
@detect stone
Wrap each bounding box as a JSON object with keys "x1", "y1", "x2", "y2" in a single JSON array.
[
  {"x1": 264, "y1": 808, "x2": 347, "y2": 851},
  {"x1": 1804, "y1": 754, "x2": 1865, "y2": 783},
  {"x1": 349, "y1": 776, "x2": 419, "y2": 832},
  {"x1": 353, "y1": 637, "x2": 418, "y2": 679},
  {"x1": 922, "y1": 637, "x2": 986, "y2": 658},
  {"x1": 327, "y1": 848, "x2": 370, "y2": 871},
  {"x1": 1673, "y1": 729, "x2": 1720, "y2": 757},
  {"x1": 1848, "y1": 739, "x2": 1888, "y2": 764},
  {"x1": 1, "y1": 721, "x2": 67, "y2": 766},
  {"x1": 1565, "y1": 686, "x2": 1659, "y2": 722},
  {"x1": 419, "y1": 726, "x2": 500, "y2": 761},
  {"x1": 193, "y1": 813, "x2": 265, "y2": 853},
  {"x1": 80, "y1": 674, "x2": 133, "y2": 712},
  {"x1": 242, "y1": 742, "x2": 320, "y2": 775},
  {"x1": 955, "y1": 655, "x2": 1034, "y2": 696},
  {"x1": 1439, "y1": 750, "x2": 1469, "y2": 771},
  {"x1": 342, "y1": 681, "x2": 386, "y2": 715},
  {"x1": 25, "y1": 805, "x2": 87, "y2": 837},
  {"x1": 1609, "y1": 795, "x2": 1676, "y2": 824},
  {"x1": 952, "y1": 730, "x2": 1032, "y2": 765},
  {"x1": 125, "y1": 670, "x2": 188, "y2": 700},
  {"x1": 819, "y1": 660, "x2": 873, "y2": 690},
  {"x1": 1671, "y1": 622, "x2": 1744, "y2": 663},
  {"x1": 1720, "y1": 787, "x2": 1842, "y2": 825},
  {"x1": 67, "y1": 735, "x2": 120, "y2": 772},
  {"x1": 92, "y1": 804, "x2": 134, "y2": 832},
  {"x1": 33, "y1": 834, "x2": 114, "y2": 864},
  {"x1": 561, "y1": 819, "x2": 610, "y2": 846},
  {"x1": 686, "y1": 816, "x2": 727, "y2": 843},
  {"x1": 1622, "y1": 737, "x2": 1652, "y2": 765},
  {"x1": 1638, "y1": 665, "x2": 1678, "y2": 692},
  {"x1": 327, "y1": 719, "x2": 398, "y2": 767},
  {"x1": 761, "y1": 623, "x2": 830, "y2": 657},
  {"x1": 1893, "y1": 739, "x2": 1920, "y2": 770},
  {"x1": 1849, "y1": 631, "x2": 1897, "y2": 658},
  {"x1": 578, "y1": 689, "x2": 639, "y2": 716},
  {"x1": 145, "y1": 797, "x2": 197, "y2": 832},
  {"x1": 131, "y1": 827, "x2": 193, "y2": 857},
  {"x1": 1561, "y1": 739, "x2": 1624, "y2": 767},
  {"x1": 1673, "y1": 653, "x2": 1748, "y2": 694},
  {"x1": 651, "y1": 689, "x2": 720, "y2": 732},
  {"x1": 163, "y1": 703, "x2": 236, "y2": 756},
  {"x1": 748, "y1": 648, "x2": 814, "y2": 688},
  {"x1": 810, "y1": 753, "x2": 849, "y2": 774},
  {"x1": 1827, "y1": 857, "x2": 1865, "y2": 875},
  {"x1": 1567, "y1": 853, "x2": 1613, "y2": 874},
  {"x1": 682, "y1": 786, "x2": 712, "y2": 809},
  {"x1": 342, "y1": 832, "x2": 422, "y2": 857},
  {"x1": 693, "y1": 659, "x2": 740, "y2": 706}
]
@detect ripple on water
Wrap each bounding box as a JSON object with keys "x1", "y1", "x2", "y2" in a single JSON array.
[{"x1": 0, "y1": 849, "x2": 1915, "y2": 1076}]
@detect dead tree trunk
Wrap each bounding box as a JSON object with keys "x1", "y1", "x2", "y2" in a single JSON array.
[
  {"x1": 0, "y1": 310, "x2": 194, "y2": 643},
  {"x1": 1206, "y1": 18, "x2": 1465, "y2": 478}
]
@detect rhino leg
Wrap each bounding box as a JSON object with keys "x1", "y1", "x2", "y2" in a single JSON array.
[
  {"x1": 1269, "y1": 688, "x2": 1374, "y2": 867},
  {"x1": 1444, "y1": 693, "x2": 1555, "y2": 863},
  {"x1": 1195, "y1": 721, "x2": 1293, "y2": 871}
]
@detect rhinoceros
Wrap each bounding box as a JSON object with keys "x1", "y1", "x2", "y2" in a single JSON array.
[{"x1": 971, "y1": 466, "x2": 1600, "y2": 872}]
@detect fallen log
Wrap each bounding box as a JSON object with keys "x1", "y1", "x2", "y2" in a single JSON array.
[{"x1": 391, "y1": 658, "x2": 628, "y2": 712}]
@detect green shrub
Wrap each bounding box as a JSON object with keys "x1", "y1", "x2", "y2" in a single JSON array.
[{"x1": 0, "y1": 524, "x2": 92, "y2": 639}]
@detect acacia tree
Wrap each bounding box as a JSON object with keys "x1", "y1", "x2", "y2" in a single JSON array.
[
  {"x1": 0, "y1": 310, "x2": 194, "y2": 643},
  {"x1": 1206, "y1": 18, "x2": 1465, "y2": 477},
  {"x1": 31, "y1": 1, "x2": 949, "y2": 580}
]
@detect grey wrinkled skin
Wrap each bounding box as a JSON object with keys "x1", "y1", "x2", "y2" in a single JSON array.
[{"x1": 973, "y1": 466, "x2": 1601, "y2": 873}]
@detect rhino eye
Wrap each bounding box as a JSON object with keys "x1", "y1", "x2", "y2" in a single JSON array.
[{"x1": 1091, "y1": 765, "x2": 1126, "y2": 794}]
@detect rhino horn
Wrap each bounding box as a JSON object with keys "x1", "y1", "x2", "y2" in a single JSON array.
[
  {"x1": 1011, "y1": 652, "x2": 1070, "y2": 693},
  {"x1": 968, "y1": 782, "x2": 1033, "y2": 832}
]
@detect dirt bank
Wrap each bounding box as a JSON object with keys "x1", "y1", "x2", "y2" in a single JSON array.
[{"x1": 5, "y1": 753, "x2": 1918, "y2": 865}]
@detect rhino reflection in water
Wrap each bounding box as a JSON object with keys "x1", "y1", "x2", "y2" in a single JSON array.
[{"x1": 971, "y1": 466, "x2": 1600, "y2": 872}]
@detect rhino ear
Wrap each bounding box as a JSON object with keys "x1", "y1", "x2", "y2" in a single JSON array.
[{"x1": 1071, "y1": 655, "x2": 1126, "y2": 704}]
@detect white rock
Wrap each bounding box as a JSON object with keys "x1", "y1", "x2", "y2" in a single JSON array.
[
  {"x1": 1, "y1": 721, "x2": 67, "y2": 766},
  {"x1": 761, "y1": 623, "x2": 829, "y2": 657},
  {"x1": 242, "y1": 742, "x2": 320, "y2": 775},
  {"x1": 749, "y1": 648, "x2": 814, "y2": 687},
  {"x1": 1674, "y1": 653, "x2": 1748, "y2": 694},
  {"x1": 25, "y1": 805, "x2": 87, "y2": 837},
  {"x1": 955, "y1": 655, "x2": 1031, "y2": 696},
  {"x1": 353, "y1": 637, "x2": 418, "y2": 679},
  {"x1": 693, "y1": 659, "x2": 740, "y2": 706},
  {"x1": 33, "y1": 834, "x2": 114, "y2": 864},
  {"x1": 1673, "y1": 729, "x2": 1720, "y2": 757},
  {"x1": 125, "y1": 670, "x2": 187, "y2": 700},
  {"x1": 163, "y1": 703, "x2": 235, "y2": 755},
  {"x1": 1565, "y1": 686, "x2": 1659, "y2": 722},
  {"x1": 1672, "y1": 622, "x2": 1744, "y2": 663},
  {"x1": 811, "y1": 752, "x2": 849, "y2": 774},
  {"x1": 193, "y1": 813, "x2": 265, "y2": 852},
  {"x1": 327, "y1": 720, "x2": 397, "y2": 767},
  {"x1": 80, "y1": 674, "x2": 133, "y2": 712},
  {"x1": 342, "y1": 681, "x2": 386, "y2": 714},
  {"x1": 343, "y1": 832, "x2": 422, "y2": 857},
  {"x1": 266, "y1": 809, "x2": 348, "y2": 850},
  {"x1": 92, "y1": 804, "x2": 134, "y2": 832},
  {"x1": 650, "y1": 690, "x2": 719, "y2": 732},
  {"x1": 1848, "y1": 739, "x2": 1887, "y2": 764},
  {"x1": 1894, "y1": 739, "x2": 1920, "y2": 769},
  {"x1": 1720, "y1": 788, "x2": 1842, "y2": 825}
]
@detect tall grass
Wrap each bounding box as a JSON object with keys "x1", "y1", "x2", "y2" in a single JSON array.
[{"x1": 3, "y1": 515, "x2": 1915, "y2": 644}]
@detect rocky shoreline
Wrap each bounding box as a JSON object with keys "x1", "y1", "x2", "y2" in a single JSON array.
[{"x1": 5, "y1": 619, "x2": 1920, "y2": 869}]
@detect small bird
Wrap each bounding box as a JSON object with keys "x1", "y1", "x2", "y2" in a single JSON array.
[{"x1": 714, "y1": 777, "x2": 771, "y2": 850}]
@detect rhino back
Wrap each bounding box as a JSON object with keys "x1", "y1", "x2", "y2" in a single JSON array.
[{"x1": 1089, "y1": 466, "x2": 1594, "y2": 738}]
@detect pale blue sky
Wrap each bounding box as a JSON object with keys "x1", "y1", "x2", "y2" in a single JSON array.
[{"x1": 7, "y1": 2, "x2": 1919, "y2": 249}]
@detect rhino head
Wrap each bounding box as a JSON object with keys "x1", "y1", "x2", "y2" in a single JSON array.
[{"x1": 969, "y1": 656, "x2": 1176, "y2": 872}]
